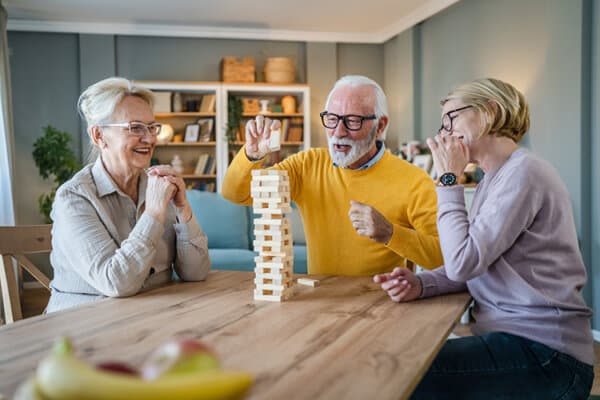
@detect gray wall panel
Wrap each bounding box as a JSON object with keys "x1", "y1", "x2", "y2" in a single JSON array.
[
  {"x1": 306, "y1": 42, "x2": 337, "y2": 149},
  {"x1": 8, "y1": 31, "x2": 80, "y2": 227},
  {"x1": 115, "y1": 36, "x2": 306, "y2": 83},
  {"x1": 383, "y1": 29, "x2": 414, "y2": 152}
]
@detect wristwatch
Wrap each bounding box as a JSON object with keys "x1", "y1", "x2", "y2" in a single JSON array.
[{"x1": 438, "y1": 172, "x2": 457, "y2": 186}]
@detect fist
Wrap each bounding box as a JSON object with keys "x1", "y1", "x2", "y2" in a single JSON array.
[{"x1": 348, "y1": 200, "x2": 393, "y2": 244}]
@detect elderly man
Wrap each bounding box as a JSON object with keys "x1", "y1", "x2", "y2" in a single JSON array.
[{"x1": 222, "y1": 75, "x2": 442, "y2": 275}]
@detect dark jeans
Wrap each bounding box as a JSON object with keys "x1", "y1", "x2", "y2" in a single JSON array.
[{"x1": 411, "y1": 332, "x2": 594, "y2": 400}]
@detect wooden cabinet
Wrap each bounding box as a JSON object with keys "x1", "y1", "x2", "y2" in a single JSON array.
[{"x1": 136, "y1": 81, "x2": 310, "y2": 193}]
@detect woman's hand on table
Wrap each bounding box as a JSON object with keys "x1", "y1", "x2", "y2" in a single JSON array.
[{"x1": 373, "y1": 267, "x2": 422, "y2": 302}]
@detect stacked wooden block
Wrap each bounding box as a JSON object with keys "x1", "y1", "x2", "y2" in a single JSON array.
[{"x1": 251, "y1": 170, "x2": 294, "y2": 302}]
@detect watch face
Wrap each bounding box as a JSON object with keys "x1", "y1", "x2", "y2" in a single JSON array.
[{"x1": 440, "y1": 173, "x2": 457, "y2": 186}]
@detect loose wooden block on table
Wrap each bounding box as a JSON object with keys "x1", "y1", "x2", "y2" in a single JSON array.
[{"x1": 297, "y1": 278, "x2": 320, "y2": 287}]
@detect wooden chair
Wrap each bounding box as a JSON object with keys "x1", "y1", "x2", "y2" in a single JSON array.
[{"x1": 0, "y1": 225, "x2": 52, "y2": 324}]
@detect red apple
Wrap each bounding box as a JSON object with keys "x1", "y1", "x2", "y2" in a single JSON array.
[
  {"x1": 96, "y1": 361, "x2": 139, "y2": 376},
  {"x1": 140, "y1": 337, "x2": 219, "y2": 381}
]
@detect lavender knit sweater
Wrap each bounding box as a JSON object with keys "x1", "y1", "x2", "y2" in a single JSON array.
[{"x1": 418, "y1": 148, "x2": 594, "y2": 366}]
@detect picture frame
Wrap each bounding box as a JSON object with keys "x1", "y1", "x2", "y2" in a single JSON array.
[
  {"x1": 412, "y1": 154, "x2": 433, "y2": 174},
  {"x1": 197, "y1": 118, "x2": 214, "y2": 142},
  {"x1": 184, "y1": 124, "x2": 200, "y2": 142}
]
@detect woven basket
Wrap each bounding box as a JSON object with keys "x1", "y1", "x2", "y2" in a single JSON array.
[
  {"x1": 264, "y1": 57, "x2": 295, "y2": 83},
  {"x1": 221, "y1": 57, "x2": 255, "y2": 83}
]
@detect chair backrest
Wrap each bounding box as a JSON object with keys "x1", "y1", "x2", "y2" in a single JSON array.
[
  {"x1": 187, "y1": 190, "x2": 252, "y2": 249},
  {"x1": 0, "y1": 225, "x2": 52, "y2": 324}
]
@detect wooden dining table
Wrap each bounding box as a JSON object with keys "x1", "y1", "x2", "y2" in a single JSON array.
[{"x1": 0, "y1": 271, "x2": 471, "y2": 399}]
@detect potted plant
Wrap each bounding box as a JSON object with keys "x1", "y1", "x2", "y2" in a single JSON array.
[
  {"x1": 32, "y1": 125, "x2": 82, "y2": 223},
  {"x1": 226, "y1": 96, "x2": 242, "y2": 144}
]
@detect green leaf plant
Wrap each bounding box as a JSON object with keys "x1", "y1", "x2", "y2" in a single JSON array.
[
  {"x1": 226, "y1": 96, "x2": 242, "y2": 144},
  {"x1": 32, "y1": 125, "x2": 82, "y2": 223}
]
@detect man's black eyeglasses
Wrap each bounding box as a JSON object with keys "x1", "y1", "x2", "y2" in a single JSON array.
[
  {"x1": 440, "y1": 105, "x2": 473, "y2": 133},
  {"x1": 320, "y1": 111, "x2": 377, "y2": 131}
]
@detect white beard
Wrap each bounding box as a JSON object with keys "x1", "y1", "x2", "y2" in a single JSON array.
[{"x1": 327, "y1": 126, "x2": 377, "y2": 167}]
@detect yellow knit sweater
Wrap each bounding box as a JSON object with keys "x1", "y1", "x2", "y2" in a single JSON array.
[{"x1": 222, "y1": 148, "x2": 443, "y2": 276}]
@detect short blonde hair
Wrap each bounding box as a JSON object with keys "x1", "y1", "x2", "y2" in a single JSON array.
[
  {"x1": 78, "y1": 77, "x2": 154, "y2": 134},
  {"x1": 441, "y1": 78, "x2": 530, "y2": 142}
]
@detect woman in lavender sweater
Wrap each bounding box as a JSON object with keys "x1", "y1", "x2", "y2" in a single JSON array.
[{"x1": 375, "y1": 78, "x2": 594, "y2": 399}]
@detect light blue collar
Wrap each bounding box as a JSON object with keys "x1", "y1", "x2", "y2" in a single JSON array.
[{"x1": 333, "y1": 140, "x2": 385, "y2": 170}]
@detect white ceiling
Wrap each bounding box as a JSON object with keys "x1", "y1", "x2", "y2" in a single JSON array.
[{"x1": 4, "y1": 0, "x2": 460, "y2": 43}]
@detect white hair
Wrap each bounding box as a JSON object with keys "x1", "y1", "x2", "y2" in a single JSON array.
[
  {"x1": 77, "y1": 77, "x2": 154, "y2": 161},
  {"x1": 324, "y1": 75, "x2": 389, "y2": 139}
]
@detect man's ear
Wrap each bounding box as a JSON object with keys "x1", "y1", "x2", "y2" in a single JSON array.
[{"x1": 376, "y1": 116, "x2": 389, "y2": 139}]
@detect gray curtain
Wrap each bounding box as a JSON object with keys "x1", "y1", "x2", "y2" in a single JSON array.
[{"x1": 0, "y1": 0, "x2": 16, "y2": 226}]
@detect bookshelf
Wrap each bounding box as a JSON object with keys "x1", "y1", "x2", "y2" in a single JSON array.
[{"x1": 137, "y1": 81, "x2": 311, "y2": 193}]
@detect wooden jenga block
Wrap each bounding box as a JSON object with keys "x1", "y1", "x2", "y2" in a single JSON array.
[
  {"x1": 254, "y1": 266, "x2": 293, "y2": 277},
  {"x1": 250, "y1": 184, "x2": 290, "y2": 193},
  {"x1": 252, "y1": 196, "x2": 290, "y2": 205},
  {"x1": 254, "y1": 280, "x2": 292, "y2": 291},
  {"x1": 254, "y1": 227, "x2": 291, "y2": 236},
  {"x1": 252, "y1": 169, "x2": 288, "y2": 177},
  {"x1": 254, "y1": 288, "x2": 294, "y2": 302},
  {"x1": 255, "y1": 233, "x2": 291, "y2": 242},
  {"x1": 253, "y1": 238, "x2": 292, "y2": 248},
  {"x1": 255, "y1": 270, "x2": 292, "y2": 281},
  {"x1": 251, "y1": 174, "x2": 289, "y2": 182},
  {"x1": 255, "y1": 248, "x2": 293, "y2": 258},
  {"x1": 254, "y1": 255, "x2": 294, "y2": 265},
  {"x1": 250, "y1": 176, "x2": 290, "y2": 188},
  {"x1": 297, "y1": 278, "x2": 320, "y2": 287},
  {"x1": 253, "y1": 207, "x2": 293, "y2": 216},
  {"x1": 254, "y1": 217, "x2": 285, "y2": 226},
  {"x1": 255, "y1": 258, "x2": 293, "y2": 269},
  {"x1": 254, "y1": 246, "x2": 293, "y2": 255}
]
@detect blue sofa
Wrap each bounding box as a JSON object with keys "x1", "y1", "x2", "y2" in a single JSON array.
[{"x1": 187, "y1": 190, "x2": 307, "y2": 274}]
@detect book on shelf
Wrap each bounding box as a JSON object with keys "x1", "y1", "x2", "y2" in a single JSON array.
[
  {"x1": 280, "y1": 119, "x2": 290, "y2": 141},
  {"x1": 194, "y1": 153, "x2": 209, "y2": 175},
  {"x1": 237, "y1": 120, "x2": 247, "y2": 142},
  {"x1": 197, "y1": 118, "x2": 214, "y2": 142},
  {"x1": 199, "y1": 94, "x2": 216, "y2": 113},
  {"x1": 203, "y1": 154, "x2": 216, "y2": 175},
  {"x1": 287, "y1": 117, "x2": 303, "y2": 142}
]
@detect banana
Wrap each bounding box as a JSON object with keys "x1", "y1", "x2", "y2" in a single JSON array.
[
  {"x1": 35, "y1": 338, "x2": 253, "y2": 400},
  {"x1": 13, "y1": 376, "x2": 49, "y2": 400}
]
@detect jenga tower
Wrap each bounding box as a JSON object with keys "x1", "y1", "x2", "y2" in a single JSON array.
[{"x1": 251, "y1": 169, "x2": 294, "y2": 302}]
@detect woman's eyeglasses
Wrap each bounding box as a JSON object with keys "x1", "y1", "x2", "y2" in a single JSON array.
[
  {"x1": 440, "y1": 105, "x2": 473, "y2": 133},
  {"x1": 99, "y1": 122, "x2": 162, "y2": 137}
]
